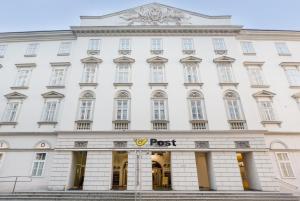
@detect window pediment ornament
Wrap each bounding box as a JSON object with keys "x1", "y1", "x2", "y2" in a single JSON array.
[
  {"x1": 15, "y1": 63, "x2": 36, "y2": 68},
  {"x1": 253, "y1": 90, "x2": 276, "y2": 98},
  {"x1": 4, "y1": 92, "x2": 27, "y2": 99},
  {"x1": 116, "y1": 90, "x2": 130, "y2": 99},
  {"x1": 113, "y1": 56, "x2": 135, "y2": 63},
  {"x1": 180, "y1": 56, "x2": 202, "y2": 63},
  {"x1": 50, "y1": 62, "x2": 71, "y2": 67},
  {"x1": 280, "y1": 62, "x2": 300, "y2": 67},
  {"x1": 147, "y1": 56, "x2": 168, "y2": 63},
  {"x1": 80, "y1": 90, "x2": 95, "y2": 99},
  {"x1": 188, "y1": 90, "x2": 203, "y2": 98},
  {"x1": 34, "y1": 140, "x2": 51, "y2": 149},
  {"x1": 213, "y1": 56, "x2": 235, "y2": 63},
  {"x1": 243, "y1": 61, "x2": 265, "y2": 67},
  {"x1": 41, "y1": 91, "x2": 65, "y2": 99},
  {"x1": 81, "y1": 56, "x2": 102, "y2": 63},
  {"x1": 152, "y1": 90, "x2": 167, "y2": 98}
]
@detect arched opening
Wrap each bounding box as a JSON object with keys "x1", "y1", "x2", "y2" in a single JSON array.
[
  {"x1": 151, "y1": 152, "x2": 171, "y2": 190},
  {"x1": 112, "y1": 151, "x2": 128, "y2": 190}
]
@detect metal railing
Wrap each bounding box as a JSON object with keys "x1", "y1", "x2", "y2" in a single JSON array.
[{"x1": 0, "y1": 176, "x2": 32, "y2": 193}]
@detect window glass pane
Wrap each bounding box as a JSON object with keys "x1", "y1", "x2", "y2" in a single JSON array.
[
  {"x1": 248, "y1": 67, "x2": 264, "y2": 85},
  {"x1": 241, "y1": 41, "x2": 255, "y2": 54},
  {"x1": 58, "y1": 42, "x2": 71, "y2": 54},
  {"x1": 83, "y1": 64, "x2": 96, "y2": 83},
  {"x1": 213, "y1": 38, "x2": 226, "y2": 50},
  {"x1": 286, "y1": 68, "x2": 300, "y2": 86},
  {"x1": 120, "y1": 39, "x2": 130, "y2": 50},
  {"x1": 275, "y1": 42, "x2": 290, "y2": 55},
  {"x1": 2, "y1": 102, "x2": 19, "y2": 122},
  {"x1": 25, "y1": 43, "x2": 39, "y2": 55},
  {"x1": 182, "y1": 39, "x2": 193, "y2": 50},
  {"x1": 152, "y1": 64, "x2": 164, "y2": 82},
  {"x1": 0, "y1": 45, "x2": 7, "y2": 57},
  {"x1": 218, "y1": 63, "x2": 234, "y2": 82},
  {"x1": 88, "y1": 39, "x2": 100, "y2": 51},
  {"x1": 151, "y1": 39, "x2": 162, "y2": 50}
]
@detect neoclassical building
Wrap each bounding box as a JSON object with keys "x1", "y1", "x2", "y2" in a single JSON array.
[{"x1": 0, "y1": 3, "x2": 300, "y2": 194}]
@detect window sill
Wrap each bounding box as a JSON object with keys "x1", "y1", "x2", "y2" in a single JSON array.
[
  {"x1": 113, "y1": 83, "x2": 133, "y2": 87},
  {"x1": 149, "y1": 83, "x2": 168, "y2": 88},
  {"x1": 46, "y1": 85, "x2": 65, "y2": 89},
  {"x1": 261, "y1": 120, "x2": 282, "y2": 126},
  {"x1": 118, "y1": 50, "x2": 131, "y2": 55},
  {"x1": 87, "y1": 50, "x2": 100, "y2": 55},
  {"x1": 278, "y1": 53, "x2": 292, "y2": 56},
  {"x1": 79, "y1": 82, "x2": 98, "y2": 88},
  {"x1": 113, "y1": 120, "x2": 130, "y2": 123},
  {"x1": 151, "y1": 120, "x2": 169, "y2": 123},
  {"x1": 182, "y1": 50, "x2": 195, "y2": 55},
  {"x1": 75, "y1": 120, "x2": 93, "y2": 123},
  {"x1": 0, "y1": 122, "x2": 17, "y2": 126},
  {"x1": 243, "y1": 52, "x2": 256, "y2": 56},
  {"x1": 10, "y1": 86, "x2": 29, "y2": 90},
  {"x1": 57, "y1": 53, "x2": 70, "y2": 56},
  {"x1": 24, "y1": 54, "x2": 37, "y2": 57},
  {"x1": 151, "y1": 50, "x2": 163, "y2": 55},
  {"x1": 219, "y1": 82, "x2": 239, "y2": 87},
  {"x1": 251, "y1": 85, "x2": 270, "y2": 88},
  {"x1": 37, "y1": 121, "x2": 58, "y2": 127},
  {"x1": 184, "y1": 82, "x2": 204, "y2": 87}
]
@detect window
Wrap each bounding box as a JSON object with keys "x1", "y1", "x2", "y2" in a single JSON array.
[
  {"x1": 258, "y1": 101, "x2": 276, "y2": 121},
  {"x1": 88, "y1": 39, "x2": 101, "y2": 52},
  {"x1": 188, "y1": 91, "x2": 206, "y2": 120},
  {"x1": 31, "y1": 153, "x2": 46, "y2": 177},
  {"x1": 115, "y1": 63, "x2": 131, "y2": 83},
  {"x1": 57, "y1": 41, "x2": 71, "y2": 56},
  {"x1": 150, "y1": 64, "x2": 165, "y2": 83},
  {"x1": 119, "y1": 38, "x2": 131, "y2": 50},
  {"x1": 114, "y1": 91, "x2": 130, "y2": 121},
  {"x1": 184, "y1": 63, "x2": 200, "y2": 83},
  {"x1": 275, "y1": 42, "x2": 291, "y2": 56},
  {"x1": 285, "y1": 67, "x2": 300, "y2": 86},
  {"x1": 224, "y1": 91, "x2": 244, "y2": 120},
  {"x1": 276, "y1": 152, "x2": 295, "y2": 178},
  {"x1": 151, "y1": 38, "x2": 163, "y2": 54},
  {"x1": 240, "y1": 41, "x2": 255, "y2": 54},
  {"x1": 1, "y1": 102, "x2": 19, "y2": 122},
  {"x1": 212, "y1": 38, "x2": 227, "y2": 54},
  {"x1": 82, "y1": 63, "x2": 97, "y2": 83},
  {"x1": 49, "y1": 67, "x2": 67, "y2": 87},
  {"x1": 41, "y1": 101, "x2": 59, "y2": 122},
  {"x1": 217, "y1": 63, "x2": 235, "y2": 83},
  {"x1": 247, "y1": 66, "x2": 266, "y2": 86},
  {"x1": 13, "y1": 68, "x2": 32, "y2": 87},
  {"x1": 0, "y1": 45, "x2": 7, "y2": 58},
  {"x1": 25, "y1": 43, "x2": 39, "y2": 56},
  {"x1": 77, "y1": 91, "x2": 95, "y2": 121},
  {"x1": 182, "y1": 38, "x2": 194, "y2": 51},
  {"x1": 152, "y1": 91, "x2": 168, "y2": 121}
]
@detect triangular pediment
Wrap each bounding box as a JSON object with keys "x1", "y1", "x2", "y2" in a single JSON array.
[
  {"x1": 41, "y1": 91, "x2": 65, "y2": 99},
  {"x1": 213, "y1": 56, "x2": 235, "y2": 63},
  {"x1": 253, "y1": 90, "x2": 276, "y2": 98},
  {"x1": 81, "y1": 56, "x2": 102, "y2": 63},
  {"x1": 147, "y1": 56, "x2": 168, "y2": 63},
  {"x1": 180, "y1": 56, "x2": 202, "y2": 63},
  {"x1": 4, "y1": 92, "x2": 27, "y2": 99},
  {"x1": 79, "y1": 3, "x2": 232, "y2": 27},
  {"x1": 113, "y1": 56, "x2": 135, "y2": 63}
]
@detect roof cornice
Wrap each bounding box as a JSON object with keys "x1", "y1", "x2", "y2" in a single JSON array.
[{"x1": 237, "y1": 29, "x2": 300, "y2": 41}]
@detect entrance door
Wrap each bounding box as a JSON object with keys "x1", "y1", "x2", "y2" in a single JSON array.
[
  {"x1": 72, "y1": 151, "x2": 87, "y2": 190},
  {"x1": 237, "y1": 152, "x2": 250, "y2": 190},
  {"x1": 195, "y1": 152, "x2": 210, "y2": 190},
  {"x1": 112, "y1": 151, "x2": 128, "y2": 190},
  {"x1": 151, "y1": 152, "x2": 171, "y2": 190}
]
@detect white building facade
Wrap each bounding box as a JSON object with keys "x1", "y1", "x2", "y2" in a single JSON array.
[{"x1": 0, "y1": 3, "x2": 299, "y2": 193}]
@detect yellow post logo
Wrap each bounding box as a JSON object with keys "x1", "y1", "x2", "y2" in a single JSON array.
[{"x1": 134, "y1": 138, "x2": 148, "y2": 147}]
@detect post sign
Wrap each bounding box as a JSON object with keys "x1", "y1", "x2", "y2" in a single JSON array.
[{"x1": 134, "y1": 138, "x2": 176, "y2": 147}]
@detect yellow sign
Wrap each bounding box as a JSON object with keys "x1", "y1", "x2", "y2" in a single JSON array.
[{"x1": 134, "y1": 138, "x2": 148, "y2": 147}]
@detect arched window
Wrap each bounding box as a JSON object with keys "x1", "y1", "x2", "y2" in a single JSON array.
[
  {"x1": 76, "y1": 91, "x2": 95, "y2": 130},
  {"x1": 151, "y1": 90, "x2": 168, "y2": 130},
  {"x1": 188, "y1": 90, "x2": 206, "y2": 120},
  {"x1": 114, "y1": 90, "x2": 130, "y2": 121},
  {"x1": 224, "y1": 91, "x2": 245, "y2": 121}
]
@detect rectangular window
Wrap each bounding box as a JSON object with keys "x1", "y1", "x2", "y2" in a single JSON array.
[
  {"x1": 1, "y1": 102, "x2": 19, "y2": 122},
  {"x1": 119, "y1": 38, "x2": 131, "y2": 50},
  {"x1": 184, "y1": 64, "x2": 199, "y2": 83},
  {"x1": 259, "y1": 101, "x2": 276, "y2": 121},
  {"x1": 217, "y1": 63, "x2": 235, "y2": 83},
  {"x1": 41, "y1": 101, "x2": 59, "y2": 122},
  {"x1": 82, "y1": 64, "x2": 97, "y2": 83},
  {"x1": 0, "y1": 45, "x2": 7, "y2": 58},
  {"x1": 153, "y1": 100, "x2": 167, "y2": 120},
  {"x1": 49, "y1": 67, "x2": 66, "y2": 86},
  {"x1": 182, "y1": 38, "x2": 194, "y2": 50},
  {"x1": 78, "y1": 100, "x2": 93, "y2": 120},
  {"x1": 190, "y1": 100, "x2": 205, "y2": 120},
  {"x1": 31, "y1": 153, "x2": 46, "y2": 177},
  {"x1": 116, "y1": 100, "x2": 129, "y2": 120},
  {"x1": 276, "y1": 152, "x2": 295, "y2": 178},
  {"x1": 275, "y1": 42, "x2": 291, "y2": 56},
  {"x1": 14, "y1": 68, "x2": 31, "y2": 87},
  {"x1": 57, "y1": 41, "x2": 72, "y2": 55},
  {"x1": 285, "y1": 67, "x2": 300, "y2": 86},
  {"x1": 240, "y1": 41, "x2": 255, "y2": 54},
  {"x1": 151, "y1": 38, "x2": 162, "y2": 50},
  {"x1": 116, "y1": 64, "x2": 130, "y2": 83},
  {"x1": 25, "y1": 43, "x2": 39, "y2": 56},
  {"x1": 248, "y1": 67, "x2": 265, "y2": 86},
  {"x1": 212, "y1": 38, "x2": 226, "y2": 51},
  {"x1": 151, "y1": 64, "x2": 165, "y2": 83},
  {"x1": 226, "y1": 99, "x2": 243, "y2": 120},
  {"x1": 88, "y1": 39, "x2": 101, "y2": 51}
]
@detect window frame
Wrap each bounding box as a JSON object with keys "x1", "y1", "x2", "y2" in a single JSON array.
[
  {"x1": 217, "y1": 63, "x2": 236, "y2": 83},
  {"x1": 182, "y1": 38, "x2": 194, "y2": 51},
  {"x1": 49, "y1": 66, "x2": 67, "y2": 87},
  {"x1": 212, "y1": 38, "x2": 227, "y2": 52},
  {"x1": 284, "y1": 66, "x2": 300, "y2": 87},
  {"x1": 88, "y1": 39, "x2": 101, "y2": 51},
  {"x1": 258, "y1": 100, "x2": 277, "y2": 121},
  {"x1": 1, "y1": 101, "x2": 21, "y2": 123},
  {"x1": 275, "y1": 152, "x2": 295, "y2": 179},
  {"x1": 151, "y1": 38, "x2": 163, "y2": 51},
  {"x1": 119, "y1": 38, "x2": 131, "y2": 51},
  {"x1": 25, "y1": 43, "x2": 39, "y2": 57},
  {"x1": 13, "y1": 68, "x2": 33, "y2": 88},
  {"x1": 81, "y1": 63, "x2": 98, "y2": 84},
  {"x1": 240, "y1": 41, "x2": 256, "y2": 55},
  {"x1": 40, "y1": 100, "x2": 60, "y2": 123},
  {"x1": 224, "y1": 92, "x2": 245, "y2": 121},
  {"x1": 275, "y1": 42, "x2": 291, "y2": 56},
  {"x1": 115, "y1": 63, "x2": 132, "y2": 83},
  {"x1": 57, "y1": 41, "x2": 72, "y2": 56},
  {"x1": 31, "y1": 152, "x2": 47, "y2": 177},
  {"x1": 187, "y1": 92, "x2": 206, "y2": 121},
  {"x1": 0, "y1": 44, "x2": 7, "y2": 58},
  {"x1": 150, "y1": 63, "x2": 166, "y2": 83},
  {"x1": 183, "y1": 63, "x2": 200, "y2": 83}
]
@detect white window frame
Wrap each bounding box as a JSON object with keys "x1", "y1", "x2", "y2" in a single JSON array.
[
  {"x1": 115, "y1": 63, "x2": 131, "y2": 83},
  {"x1": 240, "y1": 41, "x2": 255, "y2": 54},
  {"x1": 258, "y1": 100, "x2": 277, "y2": 121},
  {"x1": 189, "y1": 98, "x2": 206, "y2": 120},
  {"x1": 119, "y1": 38, "x2": 131, "y2": 51},
  {"x1": 81, "y1": 63, "x2": 98, "y2": 83},
  {"x1": 217, "y1": 63, "x2": 235, "y2": 83},
  {"x1": 182, "y1": 38, "x2": 194, "y2": 51},
  {"x1": 49, "y1": 67, "x2": 67, "y2": 87},
  {"x1": 275, "y1": 42, "x2": 291, "y2": 56},
  {"x1": 115, "y1": 99, "x2": 130, "y2": 121},
  {"x1": 284, "y1": 66, "x2": 300, "y2": 87},
  {"x1": 13, "y1": 68, "x2": 32, "y2": 87},
  {"x1": 184, "y1": 63, "x2": 200, "y2": 83},
  {"x1": 1, "y1": 101, "x2": 21, "y2": 122},
  {"x1": 57, "y1": 41, "x2": 72, "y2": 56},
  {"x1": 77, "y1": 99, "x2": 95, "y2": 121},
  {"x1": 275, "y1": 152, "x2": 295, "y2": 178},
  {"x1": 25, "y1": 43, "x2": 39, "y2": 56},
  {"x1": 0, "y1": 44, "x2": 7, "y2": 58},
  {"x1": 212, "y1": 38, "x2": 226, "y2": 51},
  {"x1": 247, "y1": 66, "x2": 266, "y2": 86},
  {"x1": 88, "y1": 39, "x2": 101, "y2": 51},
  {"x1": 224, "y1": 97, "x2": 244, "y2": 120},
  {"x1": 152, "y1": 99, "x2": 168, "y2": 121},
  {"x1": 151, "y1": 38, "x2": 163, "y2": 51},
  {"x1": 40, "y1": 100, "x2": 60, "y2": 122},
  {"x1": 150, "y1": 63, "x2": 166, "y2": 83},
  {"x1": 31, "y1": 152, "x2": 47, "y2": 177}
]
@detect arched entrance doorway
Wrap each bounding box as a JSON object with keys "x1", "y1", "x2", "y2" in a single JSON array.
[
  {"x1": 151, "y1": 151, "x2": 172, "y2": 190},
  {"x1": 112, "y1": 151, "x2": 128, "y2": 190}
]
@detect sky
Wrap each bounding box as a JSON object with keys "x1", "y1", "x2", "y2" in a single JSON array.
[{"x1": 1, "y1": 0, "x2": 300, "y2": 32}]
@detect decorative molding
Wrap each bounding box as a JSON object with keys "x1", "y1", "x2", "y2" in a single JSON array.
[
  {"x1": 243, "y1": 61, "x2": 265, "y2": 67},
  {"x1": 10, "y1": 86, "x2": 29, "y2": 90},
  {"x1": 182, "y1": 50, "x2": 195, "y2": 55},
  {"x1": 147, "y1": 56, "x2": 168, "y2": 63},
  {"x1": 213, "y1": 56, "x2": 235, "y2": 63},
  {"x1": 41, "y1": 91, "x2": 64, "y2": 99},
  {"x1": 15, "y1": 63, "x2": 36, "y2": 68},
  {"x1": 261, "y1": 120, "x2": 282, "y2": 126},
  {"x1": 4, "y1": 92, "x2": 27, "y2": 99},
  {"x1": 184, "y1": 82, "x2": 204, "y2": 87},
  {"x1": 292, "y1": 92, "x2": 300, "y2": 99},
  {"x1": 250, "y1": 85, "x2": 270, "y2": 89},
  {"x1": 113, "y1": 83, "x2": 133, "y2": 88},
  {"x1": 279, "y1": 62, "x2": 300, "y2": 67},
  {"x1": 50, "y1": 62, "x2": 71, "y2": 67},
  {"x1": 80, "y1": 56, "x2": 102, "y2": 63},
  {"x1": 46, "y1": 85, "x2": 65, "y2": 89},
  {"x1": 253, "y1": 90, "x2": 276, "y2": 98},
  {"x1": 180, "y1": 56, "x2": 202, "y2": 63},
  {"x1": 113, "y1": 56, "x2": 135, "y2": 63},
  {"x1": 118, "y1": 50, "x2": 131, "y2": 55},
  {"x1": 238, "y1": 29, "x2": 300, "y2": 41}
]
